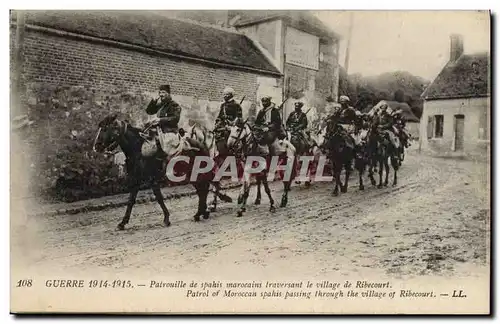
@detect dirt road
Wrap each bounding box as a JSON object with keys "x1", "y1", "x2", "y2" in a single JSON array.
[{"x1": 12, "y1": 151, "x2": 490, "y2": 280}]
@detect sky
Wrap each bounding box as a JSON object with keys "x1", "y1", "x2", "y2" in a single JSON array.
[{"x1": 314, "y1": 11, "x2": 490, "y2": 81}]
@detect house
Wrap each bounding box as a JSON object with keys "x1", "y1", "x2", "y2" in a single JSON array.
[
  {"x1": 229, "y1": 10, "x2": 342, "y2": 121},
  {"x1": 419, "y1": 34, "x2": 490, "y2": 159},
  {"x1": 365, "y1": 100, "x2": 421, "y2": 139},
  {"x1": 10, "y1": 10, "x2": 283, "y2": 130}
]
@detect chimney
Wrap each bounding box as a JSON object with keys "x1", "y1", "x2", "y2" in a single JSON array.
[{"x1": 450, "y1": 34, "x2": 464, "y2": 62}]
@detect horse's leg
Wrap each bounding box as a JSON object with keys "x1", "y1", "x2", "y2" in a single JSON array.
[
  {"x1": 304, "y1": 153, "x2": 313, "y2": 187},
  {"x1": 208, "y1": 183, "x2": 218, "y2": 212},
  {"x1": 358, "y1": 158, "x2": 365, "y2": 191},
  {"x1": 193, "y1": 181, "x2": 210, "y2": 221},
  {"x1": 391, "y1": 155, "x2": 399, "y2": 186},
  {"x1": 384, "y1": 156, "x2": 390, "y2": 187},
  {"x1": 377, "y1": 157, "x2": 384, "y2": 188},
  {"x1": 280, "y1": 179, "x2": 291, "y2": 208},
  {"x1": 254, "y1": 177, "x2": 262, "y2": 205},
  {"x1": 368, "y1": 157, "x2": 377, "y2": 186},
  {"x1": 199, "y1": 181, "x2": 210, "y2": 219},
  {"x1": 117, "y1": 186, "x2": 139, "y2": 230},
  {"x1": 341, "y1": 157, "x2": 351, "y2": 193},
  {"x1": 333, "y1": 161, "x2": 341, "y2": 196},
  {"x1": 261, "y1": 174, "x2": 276, "y2": 212},
  {"x1": 152, "y1": 185, "x2": 171, "y2": 227},
  {"x1": 293, "y1": 155, "x2": 300, "y2": 184},
  {"x1": 237, "y1": 174, "x2": 250, "y2": 217}
]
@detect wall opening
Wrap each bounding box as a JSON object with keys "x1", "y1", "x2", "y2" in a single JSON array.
[
  {"x1": 454, "y1": 114, "x2": 465, "y2": 151},
  {"x1": 434, "y1": 115, "x2": 444, "y2": 138}
]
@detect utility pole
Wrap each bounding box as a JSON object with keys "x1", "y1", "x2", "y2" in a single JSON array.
[
  {"x1": 344, "y1": 11, "x2": 354, "y2": 74},
  {"x1": 13, "y1": 10, "x2": 26, "y2": 116}
]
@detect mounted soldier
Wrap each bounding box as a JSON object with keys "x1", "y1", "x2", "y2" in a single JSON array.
[
  {"x1": 392, "y1": 109, "x2": 411, "y2": 148},
  {"x1": 373, "y1": 103, "x2": 400, "y2": 150},
  {"x1": 324, "y1": 95, "x2": 356, "y2": 150},
  {"x1": 142, "y1": 84, "x2": 184, "y2": 157},
  {"x1": 145, "y1": 84, "x2": 181, "y2": 134},
  {"x1": 286, "y1": 101, "x2": 313, "y2": 152},
  {"x1": 337, "y1": 95, "x2": 357, "y2": 130},
  {"x1": 254, "y1": 95, "x2": 286, "y2": 156},
  {"x1": 213, "y1": 87, "x2": 243, "y2": 157}
]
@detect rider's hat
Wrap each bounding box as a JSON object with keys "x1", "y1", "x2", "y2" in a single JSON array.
[
  {"x1": 339, "y1": 95, "x2": 350, "y2": 103},
  {"x1": 223, "y1": 87, "x2": 234, "y2": 95},
  {"x1": 294, "y1": 101, "x2": 304, "y2": 108},
  {"x1": 159, "y1": 84, "x2": 170, "y2": 93}
]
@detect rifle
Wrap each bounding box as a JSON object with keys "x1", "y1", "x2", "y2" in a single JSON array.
[{"x1": 276, "y1": 97, "x2": 290, "y2": 139}]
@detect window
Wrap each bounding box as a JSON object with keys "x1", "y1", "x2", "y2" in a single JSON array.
[{"x1": 434, "y1": 115, "x2": 444, "y2": 138}]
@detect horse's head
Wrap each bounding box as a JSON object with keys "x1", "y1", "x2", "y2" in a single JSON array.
[
  {"x1": 226, "y1": 118, "x2": 248, "y2": 150},
  {"x1": 313, "y1": 126, "x2": 326, "y2": 148},
  {"x1": 354, "y1": 129, "x2": 369, "y2": 148},
  {"x1": 93, "y1": 113, "x2": 128, "y2": 153}
]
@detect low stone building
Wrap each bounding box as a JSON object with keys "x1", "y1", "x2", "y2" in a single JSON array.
[
  {"x1": 172, "y1": 10, "x2": 342, "y2": 125},
  {"x1": 229, "y1": 10, "x2": 342, "y2": 122},
  {"x1": 9, "y1": 10, "x2": 287, "y2": 199},
  {"x1": 419, "y1": 34, "x2": 490, "y2": 159},
  {"x1": 10, "y1": 10, "x2": 283, "y2": 130}
]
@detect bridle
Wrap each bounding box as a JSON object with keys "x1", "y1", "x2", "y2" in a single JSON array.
[
  {"x1": 227, "y1": 118, "x2": 249, "y2": 147},
  {"x1": 92, "y1": 119, "x2": 128, "y2": 154}
]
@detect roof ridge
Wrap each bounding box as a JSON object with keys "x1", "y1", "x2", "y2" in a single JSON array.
[
  {"x1": 18, "y1": 10, "x2": 282, "y2": 76},
  {"x1": 162, "y1": 15, "x2": 243, "y2": 35},
  {"x1": 421, "y1": 51, "x2": 489, "y2": 100}
]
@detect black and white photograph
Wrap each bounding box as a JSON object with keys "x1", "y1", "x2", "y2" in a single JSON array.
[{"x1": 9, "y1": 8, "x2": 491, "y2": 314}]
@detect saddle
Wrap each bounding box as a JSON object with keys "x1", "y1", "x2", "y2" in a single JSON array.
[
  {"x1": 141, "y1": 126, "x2": 198, "y2": 158},
  {"x1": 378, "y1": 129, "x2": 400, "y2": 149}
]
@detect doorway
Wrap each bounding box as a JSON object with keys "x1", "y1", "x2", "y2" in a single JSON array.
[{"x1": 454, "y1": 114, "x2": 465, "y2": 151}]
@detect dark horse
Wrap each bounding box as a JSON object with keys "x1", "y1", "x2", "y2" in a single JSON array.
[
  {"x1": 323, "y1": 122, "x2": 355, "y2": 196},
  {"x1": 287, "y1": 129, "x2": 317, "y2": 187},
  {"x1": 93, "y1": 113, "x2": 216, "y2": 230},
  {"x1": 226, "y1": 121, "x2": 296, "y2": 216},
  {"x1": 352, "y1": 128, "x2": 378, "y2": 190},
  {"x1": 367, "y1": 124, "x2": 399, "y2": 188}
]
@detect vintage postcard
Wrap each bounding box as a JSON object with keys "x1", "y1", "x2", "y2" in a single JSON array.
[{"x1": 10, "y1": 9, "x2": 491, "y2": 314}]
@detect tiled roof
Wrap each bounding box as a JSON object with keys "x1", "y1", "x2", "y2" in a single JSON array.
[
  {"x1": 15, "y1": 10, "x2": 282, "y2": 76},
  {"x1": 421, "y1": 52, "x2": 490, "y2": 100},
  {"x1": 230, "y1": 10, "x2": 342, "y2": 40}
]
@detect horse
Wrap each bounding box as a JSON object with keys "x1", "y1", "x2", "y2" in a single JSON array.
[
  {"x1": 352, "y1": 128, "x2": 377, "y2": 190},
  {"x1": 287, "y1": 129, "x2": 317, "y2": 187},
  {"x1": 322, "y1": 121, "x2": 355, "y2": 196},
  {"x1": 394, "y1": 126, "x2": 412, "y2": 165},
  {"x1": 93, "y1": 113, "x2": 215, "y2": 230},
  {"x1": 366, "y1": 124, "x2": 400, "y2": 188},
  {"x1": 226, "y1": 120, "x2": 296, "y2": 217},
  {"x1": 183, "y1": 122, "x2": 232, "y2": 211}
]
